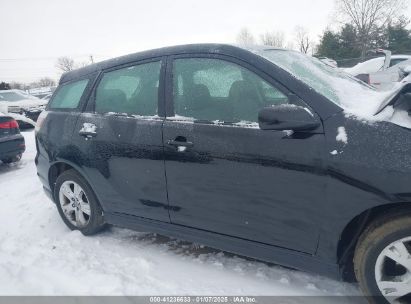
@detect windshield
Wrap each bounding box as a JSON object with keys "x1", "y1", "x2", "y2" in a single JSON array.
[
  {"x1": 0, "y1": 91, "x2": 29, "y2": 102},
  {"x1": 255, "y1": 49, "x2": 397, "y2": 118}
]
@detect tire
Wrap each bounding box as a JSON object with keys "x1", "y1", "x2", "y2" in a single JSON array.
[
  {"x1": 1, "y1": 153, "x2": 22, "y2": 164},
  {"x1": 54, "y1": 169, "x2": 106, "y2": 235},
  {"x1": 354, "y1": 213, "x2": 411, "y2": 304}
]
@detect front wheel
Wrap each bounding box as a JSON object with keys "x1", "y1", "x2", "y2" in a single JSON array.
[
  {"x1": 54, "y1": 169, "x2": 106, "y2": 235},
  {"x1": 354, "y1": 214, "x2": 411, "y2": 304}
]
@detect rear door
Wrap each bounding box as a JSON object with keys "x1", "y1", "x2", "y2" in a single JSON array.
[
  {"x1": 72, "y1": 58, "x2": 170, "y2": 221},
  {"x1": 35, "y1": 77, "x2": 95, "y2": 194},
  {"x1": 163, "y1": 55, "x2": 326, "y2": 254}
]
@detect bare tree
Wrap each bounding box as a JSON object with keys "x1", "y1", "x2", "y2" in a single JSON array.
[
  {"x1": 295, "y1": 26, "x2": 312, "y2": 54},
  {"x1": 236, "y1": 28, "x2": 255, "y2": 46},
  {"x1": 56, "y1": 57, "x2": 75, "y2": 72},
  {"x1": 260, "y1": 31, "x2": 286, "y2": 48},
  {"x1": 335, "y1": 0, "x2": 407, "y2": 58},
  {"x1": 37, "y1": 77, "x2": 56, "y2": 87},
  {"x1": 286, "y1": 41, "x2": 296, "y2": 50},
  {"x1": 9, "y1": 82, "x2": 24, "y2": 90}
]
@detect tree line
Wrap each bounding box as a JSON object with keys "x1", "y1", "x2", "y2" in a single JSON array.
[
  {"x1": 237, "y1": 0, "x2": 410, "y2": 66},
  {"x1": 0, "y1": 77, "x2": 56, "y2": 91},
  {"x1": 317, "y1": 0, "x2": 411, "y2": 66},
  {"x1": 236, "y1": 26, "x2": 314, "y2": 54},
  {"x1": 0, "y1": 55, "x2": 94, "y2": 91},
  {"x1": 1, "y1": 0, "x2": 410, "y2": 89}
]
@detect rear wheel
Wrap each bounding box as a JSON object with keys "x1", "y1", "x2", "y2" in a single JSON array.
[
  {"x1": 354, "y1": 214, "x2": 411, "y2": 304},
  {"x1": 1, "y1": 153, "x2": 22, "y2": 164},
  {"x1": 54, "y1": 169, "x2": 106, "y2": 235}
]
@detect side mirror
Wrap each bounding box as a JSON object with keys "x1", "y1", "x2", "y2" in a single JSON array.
[{"x1": 258, "y1": 105, "x2": 320, "y2": 131}]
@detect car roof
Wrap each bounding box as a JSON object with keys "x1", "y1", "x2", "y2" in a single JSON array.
[
  {"x1": 58, "y1": 43, "x2": 342, "y2": 119},
  {"x1": 59, "y1": 44, "x2": 279, "y2": 83}
]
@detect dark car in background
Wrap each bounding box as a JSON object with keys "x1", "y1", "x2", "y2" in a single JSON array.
[
  {"x1": 0, "y1": 113, "x2": 25, "y2": 163},
  {"x1": 35, "y1": 44, "x2": 411, "y2": 304}
]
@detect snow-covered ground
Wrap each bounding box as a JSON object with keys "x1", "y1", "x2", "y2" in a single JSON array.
[{"x1": 0, "y1": 130, "x2": 364, "y2": 301}]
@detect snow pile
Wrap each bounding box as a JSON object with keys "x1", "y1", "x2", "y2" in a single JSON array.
[
  {"x1": 80, "y1": 122, "x2": 97, "y2": 134},
  {"x1": 0, "y1": 131, "x2": 362, "y2": 299},
  {"x1": 336, "y1": 127, "x2": 348, "y2": 144}
]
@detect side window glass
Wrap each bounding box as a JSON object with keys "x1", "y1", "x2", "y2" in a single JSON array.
[
  {"x1": 390, "y1": 58, "x2": 406, "y2": 67},
  {"x1": 49, "y1": 79, "x2": 89, "y2": 109},
  {"x1": 173, "y1": 58, "x2": 288, "y2": 123},
  {"x1": 95, "y1": 61, "x2": 161, "y2": 116}
]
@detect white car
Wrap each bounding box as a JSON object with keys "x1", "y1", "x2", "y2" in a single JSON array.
[
  {"x1": 345, "y1": 51, "x2": 411, "y2": 76},
  {"x1": 318, "y1": 57, "x2": 338, "y2": 68},
  {"x1": 0, "y1": 90, "x2": 47, "y2": 126},
  {"x1": 366, "y1": 59, "x2": 411, "y2": 90}
]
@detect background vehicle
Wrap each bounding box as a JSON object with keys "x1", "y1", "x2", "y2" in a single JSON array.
[
  {"x1": 0, "y1": 113, "x2": 25, "y2": 164},
  {"x1": 345, "y1": 50, "x2": 411, "y2": 88},
  {"x1": 28, "y1": 86, "x2": 57, "y2": 99},
  {"x1": 41, "y1": 93, "x2": 53, "y2": 101},
  {"x1": 35, "y1": 44, "x2": 411, "y2": 304},
  {"x1": 0, "y1": 89, "x2": 47, "y2": 127},
  {"x1": 368, "y1": 59, "x2": 411, "y2": 90},
  {"x1": 345, "y1": 50, "x2": 411, "y2": 76},
  {"x1": 318, "y1": 57, "x2": 338, "y2": 68}
]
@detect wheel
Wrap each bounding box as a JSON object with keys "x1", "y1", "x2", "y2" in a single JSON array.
[
  {"x1": 1, "y1": 153, "x2": 22, "y2": 164},
  {"x1": 54, "y1": 169, "x2": 106, "y2": 235},
  {"x1": 354, "y1": 213, "x2": 411, "y2": 304}
]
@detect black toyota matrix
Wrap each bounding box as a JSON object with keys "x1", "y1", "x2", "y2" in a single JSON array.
[{"x1": 35, "y1": 44, "x2": 411, "y2": 303}]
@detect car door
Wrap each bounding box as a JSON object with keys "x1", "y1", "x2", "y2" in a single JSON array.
[
  {"x1": 72, "y1": 58, "x2": 170, "y2": 221},
  {"x1": 163, "y1": 55, "x2": 326, "y2": 254}
]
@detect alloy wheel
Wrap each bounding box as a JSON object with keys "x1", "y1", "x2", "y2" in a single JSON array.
[
  {"x1": 375, "y1": 237, "x2": 411, "y2": 303},
  {"x1": 58, "y1": 180, "x2": 91, "y2": 227}
]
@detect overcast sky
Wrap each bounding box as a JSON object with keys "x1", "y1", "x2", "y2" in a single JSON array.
[{"x1": 1, "y1": 0, "x2": 410, "y2": 83}]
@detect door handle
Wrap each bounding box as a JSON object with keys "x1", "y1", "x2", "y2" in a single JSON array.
[
  {"x1": 167, "y1": 139, "x2": 194, "y2": 147},
  {"x1": 79, "y1": 130, "x2": 97, "y2": 138},
  {"x1": 167, "y1": 136, "x2": 194, "y2": 151}
]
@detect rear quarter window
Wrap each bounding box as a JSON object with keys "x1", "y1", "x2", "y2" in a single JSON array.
[{"x1": 49, "y1": 79, "x2": 89, "y2": 109}]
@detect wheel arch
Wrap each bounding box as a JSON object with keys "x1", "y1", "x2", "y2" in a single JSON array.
[
  {"x1": 338, "y1": 202, "x2": 411, "y2": 281},
  {"x1": 48, "y1": 160, "x2": 98, "y2": 204}
]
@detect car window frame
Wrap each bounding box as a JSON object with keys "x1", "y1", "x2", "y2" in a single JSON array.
[
  {"x1": 389, "y1": 58, "x2": 408, "y2": 67},
  {"x1": 165, "y1": 53, "x2": 312, "y2": 125},
  {"x1": 85, "y1": 56, "x2": 166, "y2": 117},
  {"x1": 46, "y1": 74, "x2": 97, "y2": 112}
]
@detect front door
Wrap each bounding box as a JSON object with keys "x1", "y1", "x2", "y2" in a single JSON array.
[
  {"x1": 163, "y1": 56, "x2": 326, "y2": 254},
  {"x1": 72, "y1": 58, "x2": 170, "y2": 221}
]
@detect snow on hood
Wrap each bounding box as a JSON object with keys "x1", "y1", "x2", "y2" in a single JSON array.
[{"x1": 254, "y1": 48, "x2": 408, "y2": 125}]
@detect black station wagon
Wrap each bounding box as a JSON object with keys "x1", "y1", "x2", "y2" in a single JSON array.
[{"x1": 35, "y1": 44, "x2": 411, "y2": 303}]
